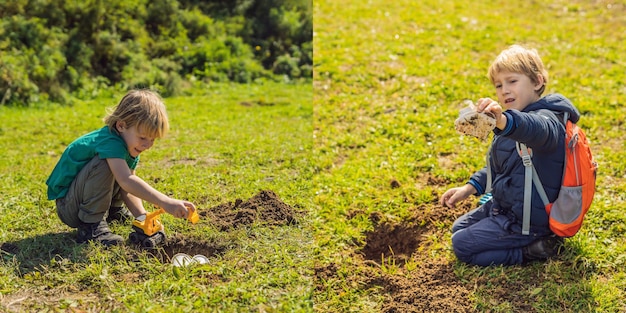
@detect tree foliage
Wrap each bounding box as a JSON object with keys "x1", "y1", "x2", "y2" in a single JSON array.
[{"x1": 0, "y1": 0, "x2": 312, "y2": 105}]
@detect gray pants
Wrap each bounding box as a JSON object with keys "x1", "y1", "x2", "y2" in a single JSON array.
[{"x1": 56, "y1": 156, "x2": 123, "y2": 228}]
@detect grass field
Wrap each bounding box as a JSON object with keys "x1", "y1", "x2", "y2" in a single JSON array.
[
  {"x1": 1, "y1": 0, "x2": 626, "y2": 312},
  {"x1": 313, "y1": 0, "x2": 626, "y2": 312},
  {"x1": 0, "y1": 82, "x2": 313, "y2": 312}
]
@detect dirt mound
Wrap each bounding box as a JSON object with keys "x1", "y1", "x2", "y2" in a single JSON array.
[
  {"x1": 358, "y1": 201, "x2": 472, "y2": 266},
  {"x1": 200, "y1": 190, "x2": 297, "y2": 230},
  {"x1": 134, "y1": 190, "x2": 297, "y2": 263}
]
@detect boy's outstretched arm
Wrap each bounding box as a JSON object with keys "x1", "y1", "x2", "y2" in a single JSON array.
[{"x1": 106, "y1": 158, "x2": 196, "y2": 219}]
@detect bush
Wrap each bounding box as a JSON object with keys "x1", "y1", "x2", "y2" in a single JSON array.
[
  {"x1": 0, "y1": 15, "x2": 70, "y2": 104},
  {"x1": 180, "y1": 35, "x2": 267, "y2": 83},
  {"x1": 0, "y1": 0, "x2": 312, "y2": 106}
]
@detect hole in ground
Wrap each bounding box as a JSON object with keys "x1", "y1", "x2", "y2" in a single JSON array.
[
  {"x1": 137, "y1": 233, "x2": 228, "y2": 264},
  {"x1": 360, "y1": 215, "x2": 425, "y2": 266}
]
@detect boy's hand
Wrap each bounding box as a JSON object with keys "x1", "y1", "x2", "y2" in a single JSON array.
[
  {"x1": 163, "y1": 199, "x2": 196, "y2": 219},
  {"x1": 454, "y1": 102, "x2": 496, "y2": 140},
  {"x1": 476, "y1": 98, "x2": 507, "y2": 130},
  {"x1": 440, "y1": 184, "x2": 476, "y2": 208}
]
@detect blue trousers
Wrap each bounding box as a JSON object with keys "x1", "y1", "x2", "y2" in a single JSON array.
[{"x1": 451, "y1": 202, "x2": 542, "y2": 266}]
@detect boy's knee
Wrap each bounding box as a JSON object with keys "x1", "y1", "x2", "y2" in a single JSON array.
[
  {"x1": 451, "y1": 222, "x2": 463, "y2": 234},
  {"x1": 451, "y1": 229, "x2": 473, "y2": 264},
  {"x1": 56, "y1": 199, "x2": 81, "y2": 228}
]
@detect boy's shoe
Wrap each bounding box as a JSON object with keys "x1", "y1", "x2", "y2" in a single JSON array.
[
  {"x1": 522, "y1": 235, "x2": 563, "y2": 263},
  {"x1": 77, "y1": 220, "x2": 124, "y2": 246},
  {"x1": 106, "y1": 206, "x2": 133, "y2": 224}
]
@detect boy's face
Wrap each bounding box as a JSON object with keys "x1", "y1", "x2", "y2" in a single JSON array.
[
  {"x1": 116, "y1": 122, "x2": 156, "y2": 157},
  {"x1": 493, "y1": 71, "x2": 543, "y2": 111}
]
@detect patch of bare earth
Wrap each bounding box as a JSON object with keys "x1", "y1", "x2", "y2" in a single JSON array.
[
  {"x1": 199, "y1": 190, "x2": 298, "y2": 230},
  {"x1": 357, "y1": 200, "x2": 476, "y2": 313},
  {"x1": 128, "y1": 232, "x2": 228, "y2": 265},
  {"x1": 315, "y1": 173, "x2": 490, "y2": 312}
]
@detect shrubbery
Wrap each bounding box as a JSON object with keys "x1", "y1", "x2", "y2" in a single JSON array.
[{"x1": 0, "y1": 0, "x2": 312, "y2": 105}]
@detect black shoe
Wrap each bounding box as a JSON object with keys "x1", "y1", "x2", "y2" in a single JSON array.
[
  {"x1": 106, "y1": 206, "x2": 133, "y2": 224},
  {"x1": 522, "y1": 236, "x2": 563, "y2": 262},
  {"x1": 77, "y1": 220, "x2": 124, "y2": 246}
]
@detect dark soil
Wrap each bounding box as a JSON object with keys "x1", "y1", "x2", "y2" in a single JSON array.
[
  {"x1": 361, "y1": 201, "x2": 477, "y2": 312},
  {"x1": 366, "y1": 258, "x2": 472, "y2": 313},
  {"x1": 314, "y1": 186, "x2": 539, "y2": 312},
  {"x1": 360, "y1": 212, "x2": 426, "y2": 266},
  {"x1": 199, "y1": 190, "x2": 298, "y2": 230},
  {"x1": 314, "y1": 182, "x2": 562, "y2": 313},
  {"x1": 138, "y1": 232, "x2": 229, "y2": 264},
  {"x1": 0, "y1": 242, "x2": 19, "y2": 254},
  {"x1": 138, "y1": 190, "x2": 298, "y2": 262}
]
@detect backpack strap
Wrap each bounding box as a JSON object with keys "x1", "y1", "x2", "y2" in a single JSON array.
[
  {"x1": 517, "y1": 142, "x2": 533, "y2": 235},
  {"x1": 517, "y1": 142, "x2": 551, "y2": 235},
  {"x1": 486, "y1": 144, "x2": 493, "y2": 194},
  {"x1": 561, "y1": 111, "x2": 569, "y2": 127}
]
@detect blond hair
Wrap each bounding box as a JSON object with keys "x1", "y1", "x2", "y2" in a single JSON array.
[
  {"x1": 488, "y1": 45, "x2": 549, "y2": 96},
  {"x1": 104, "y1": 90, "x2": 169, "y2": 138}
]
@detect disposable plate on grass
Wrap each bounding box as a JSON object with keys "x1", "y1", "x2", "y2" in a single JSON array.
[
  {"x1": 172, "y1": 253, "x2": 210, "y2": 267},
  {"x1": 192, "y1": 254, "x2": 210, "y2": 264}
]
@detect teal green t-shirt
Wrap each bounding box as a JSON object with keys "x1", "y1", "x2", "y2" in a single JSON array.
[{"x1": 46, "y1": 126, "x2": 140, "y2": 200}]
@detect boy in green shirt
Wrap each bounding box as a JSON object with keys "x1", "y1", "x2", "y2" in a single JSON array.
[{"x1": 47, "y1": 90, "x2": 196, "y2": 246}]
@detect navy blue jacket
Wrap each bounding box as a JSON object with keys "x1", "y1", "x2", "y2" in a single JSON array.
[{"x1": 467, "y1": 93, "x2": 580, "y2": 235}]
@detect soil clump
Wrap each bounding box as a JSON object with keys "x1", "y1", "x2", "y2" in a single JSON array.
[{"x1": 200, "y1": 190, "x2": 297, "y2": 230}]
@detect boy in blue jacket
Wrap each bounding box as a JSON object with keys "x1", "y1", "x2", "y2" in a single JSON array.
[
  {"x1": 47, "y1": 90, "x2": 196, "y2": 246},
  {"x1": 440, "y1": 45, "x2": 577, "y2": 266}
]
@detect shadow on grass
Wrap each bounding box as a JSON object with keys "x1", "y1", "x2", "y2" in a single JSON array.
[
  {"x1": 0, "y1": 231, "x2": 85, "y2": 274},
  {"x1": 1, "y1": 231, "x2": 231, "y2": 276}
]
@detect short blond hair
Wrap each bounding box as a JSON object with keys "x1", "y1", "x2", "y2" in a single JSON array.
[
  {"x1": 104, "y1": 90, "x2": 169, "y2": 138},
  {"x1": 488, "y1": 45, "x2": 549, "y2": 96}
]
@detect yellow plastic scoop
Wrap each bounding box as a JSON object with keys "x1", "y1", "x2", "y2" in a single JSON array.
[
  {"x1": 150, "y1": 206, "x2": 199, "y2": 224},
  {"x1": 187, "y1": 207, "x2": 199, "y2": 224}
]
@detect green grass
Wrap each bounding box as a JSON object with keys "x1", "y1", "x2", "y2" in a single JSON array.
[
  {"x1": 313, "y1": 0, "x2": 626, "y2": 311},
  {"x1": 2, "y1": 1, "x2": 626, "y2": 311},
  {"x1": 0, "y1": 81, "x2": 313, "y2": 312}
]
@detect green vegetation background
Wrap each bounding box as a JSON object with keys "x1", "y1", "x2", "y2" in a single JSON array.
[
  {"x1": 0, "y1": 0, "x2": 312, "y2": 105},
  {"x1": 313, "y1": 0, "x2": 626, "y2": 311}
]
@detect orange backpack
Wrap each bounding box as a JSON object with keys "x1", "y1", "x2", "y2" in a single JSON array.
[{"x1": 517, "y1": 111, "x2": 598, "y2": 237}]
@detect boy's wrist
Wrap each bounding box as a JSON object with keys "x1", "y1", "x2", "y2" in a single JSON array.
[
  {"x1": 135, "y1": 213, "x2": 146, "y2": 222},
  {"x1": 496, "y1": 114, "x2": 508, "y2": 130}
]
